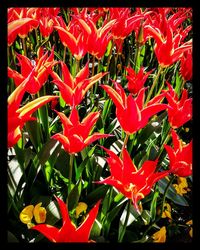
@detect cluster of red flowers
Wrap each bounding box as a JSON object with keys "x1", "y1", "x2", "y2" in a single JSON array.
[{"x1": 7, "y1": 7, "x2": 192, "y2": 243}]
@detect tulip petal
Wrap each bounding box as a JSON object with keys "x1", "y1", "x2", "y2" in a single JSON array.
[
  {"x1": 17, "y1": 95, "x2": 58, "y2": 119},
  {"x1": 76, "y1": 200, "x2": 101, "y2": 242},
  {"x1": 101, "y1": 85, "x2": 123, "y2": 110},
  {"x1": 32, "y1": 224, "x2": 59, "y2": 242}
]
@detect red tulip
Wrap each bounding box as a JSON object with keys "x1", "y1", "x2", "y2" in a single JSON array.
[
  {"x1": 101, "y1": 81, "x2": 167, "y2": 134},
  {"x1": 50, "y1": 61, "x2": 107, "y2": 107},
  {"x1": 54, "y1": 19, "x2": 88, "y2": 61},
  {"x1": 125, "y1": 66, "x2": 154, "y2": 95},
  {"x1": 96, "y1": 147, "x2": 170, "y2": 212},
  {"x1": 163, "y1": 82, "x2": 192, "y2": 128},
  {"x1": 51, "y1": 108, "x2": 112, "y2": 154},
  {"x1": 8, "y1": 46, "x2": 57, "y2": 94},
  {"x1": 145, "y1": 19, "x2": 192, "y2": 68},
  {"x1": 8, "y1": 17, "x2": 39, "y2": 46},
  {"x1": 35, "y1": 8, "x2": 60, "y2": 38},
  {"x1": 32, "y1": 196, "x2": 101, "y2": 242},
  {"x1": 110, "y1": 8, "x2": 143, "y2": 40},
  {"x1": 75, "y1": 18, "x2": 116, "y2": 60},
  {"x1": 180, "y1": 49, "x2": 192, "y2": 81},
  {"x1": 8, "y1": 70, "x2": 59, "y2": 148},
  {"x1": 109, "y1": 8, "x2": 143, "y2": 53},
  {"x1": 164, "y1": 129, "x2": 192, "y2": 177}
]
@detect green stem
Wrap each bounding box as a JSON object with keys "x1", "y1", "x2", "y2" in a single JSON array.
[
  {"x1": 63, "y1": 46, "x2": 67, "y2": 63},
  {"x1": 68, "y1": 154, "x2": 74, "y2": 194},
  {"x1": 133, "y1": 43, "x2": 142, "y2": 72},
  {"x1": 35, "y1": 29, "x2": 39, "y2": 47},
  {"x1": 180, "y1": 79, "x2": 186, "y2": 95},
  {"x1": 120, "y1": 133, "x2": 129, "y2": 159},
  {"x1": 92, "y1": 55, "x2": 95, "y2": 76},
  {"x1": 157, "y1": 126, "x2": 171, "y2": 160},
  {"x1": 106, "y1": 40, "x2": 114, "y2": 73},
  {"x1": 22, "y1": 37, "x2": 27, "y2": 57},
  {"x1": 76, "y1": 58, "x2": 80, "y2": 75},
  {"x1": 118, "y1": 200, "x2": 131, "y2": 242},
  {"x1": 145, "y1": 66, "x2": 163, "y2": 105},
  {"x1": 142, "y1": 175, "x2": 175, "y2": 239},
  {"x1": 156, "y1": 68, "x2": 167, "y2": 96}
]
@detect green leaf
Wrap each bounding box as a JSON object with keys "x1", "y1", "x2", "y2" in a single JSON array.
[
  {"x1": 25, "y1": 120, "x2": 43, "y2": 151},
  {"x1": 75, "y1": 156, "x2": 90, "y2": 181},
  {"x1": 37, "y1": 139, "x2": 60, "y2": 167},
  {"x1": 150, "y1": 187, "x2": 160, "y2": 221},
  {"x1": 158, "y1": 178, "x2": 189, "y2": 206},
  {"x1": 67, "y1": 180, "x2": 82, "y2": 211},
  {"x1": 85, "y1": 185, "x2": 109, "y2": 204},
  {"x1": 105, "y1": 40, "x2": 112, "y2": 57},
  {"x1": 7, "y1": 231, "x2": 19, "y2": 242},
  {"x1": 141, "y1": 210, "x2": 151, "y2": 225}
]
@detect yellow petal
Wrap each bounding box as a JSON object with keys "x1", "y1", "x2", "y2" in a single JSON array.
[
  {"x1": 19, "y1": 205, "x2": 34, "y2": 224},
  {"x1": 189, "y1": 228, "x2": 193, "y2": 238},
  {"x1": 75, "y1": 202, "x2": 88, "y2": 218},
  {"x1": 33, "y1": 202, "x2": 47, "y2": 224},
  {"x1": 152, "y1": 226, "x2": 166, "y2": 243},
  {"x1": 186, "y1": 220, "x2": 192, "y2": 225},
  {"x1": 161, "y1": 203, "x2": 172, "y2": 219}
]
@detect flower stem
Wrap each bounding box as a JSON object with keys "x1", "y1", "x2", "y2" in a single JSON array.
[
  {"x1": 142, "y1": 175, "x2": 175, "y2": 239},
  {"x1": 76, "y1": 58, "x2": 80, "y2": 74},
  {"x1": 92, "y1": 55, "x2": 95, "y2": 76},
  {"x1": 106, "y1": 40, "x2": 114, "y2": 73},
  {"x1": 68, "y1": 154, "x2": 74, "y2": 194},
  {"x1": 120, "y1": 133, "x2": 129, "y2": 159},
  {"x1": 118, "y1": 199, "x2": 131, "y2": 242},
  {"x1": 145, "y1": 65, "x2": 163, "y2": 105},
  {"x1": 22, "y1": 37, "x2": 27, "y2": 57},
  {"x1": 63, "y1": 46, "x2": 66, "y2": 63}
]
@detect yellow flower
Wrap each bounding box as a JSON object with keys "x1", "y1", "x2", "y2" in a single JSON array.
[
  {"x1": 152, "y1": 226, "x2": 166, "y2": 243},
  {"x1": 19, "y1": 202, "x2": 47, "y2": 227},
  {"x1": 186, "y1": 220, "x2": 193, "y2": 238},
  {"x1": 19, "y1": 205, "x2": 34, "y2": 224},
  {"x1": 173, "y1": 177, "x2": 190, "y2": 196},
  {"x1": 33, "y1": 202, "x2": 47, "y2": 224},
  {"x1": 157, "y1": 203, "x2": 172, "y2": 221},
  {"x1": 75, "y1": 202, "x2": 88, "y2": 218},
  {"x1": 162, "y1": 203, "x2": 172, "y2": 220}
]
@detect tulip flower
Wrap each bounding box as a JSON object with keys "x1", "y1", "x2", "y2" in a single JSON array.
[
  {"x1": 54, "y1": 19, "x2": 88, "y2": 61},
  {"x1": 8, "y1": 17, "x2": 39, "y2": 46},
  {"x1": 164, "y1": 129, "x2": 192, "y2": 177},
  {"x1": 163, "y1": 82, "x2": 192, "y2": 128},
  {"x1": 101, "y1": 81, "x2": 167, "y2": 134},
  {"x1": 8, "y1": 70, "x2": 59, "y2": 147},
  {"x1": 36, "y1": 8, "x2": 61, "y2": 38},
  {"x1": 110, "y1": 8, "x2": 143, "y2": 40},
  {"x1": 180, "y1": 49, "x2": 192, "y2": 82},
  {"x1": 32, "y1": 196, "x2": 101, "y2": 242},
  {"x1": 96, "y1": 147, "x2": 170, "y2": 212},
  {"x1": 50, "y1": 61, "x2": 107, "y2": 107},
  {"x1": 125, "y1": 66, "x2": 153, "y2": 95},
  {"x1": 8, "y1": 46, "x2": 57, "y2": 94},
  {"x1": 109, "y1": 8, "x2": 143, "y2": 53},
  {"x1": 75, "y1": 18, "x2": 116, "y2": 60},
  {"x1": 145, "y1": 22, "x2": 192, "y2": 68},
  {"x1": 51, "y1": 108, "x2": 112, "y2": 154}
]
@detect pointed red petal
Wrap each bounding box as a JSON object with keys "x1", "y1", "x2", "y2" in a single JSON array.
[
  {"x1": 17, "y1": 95, "x2": 58, "y2": 119},
  {"x1": 76, "y1": 200, "x2": 101, "y2": 242},
  {"x1": 32, "y1": 224, "x2": 59, "y2": 242},
  {"x1": 101, "y1": 85, "x2": 124, "y2": 109}
]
